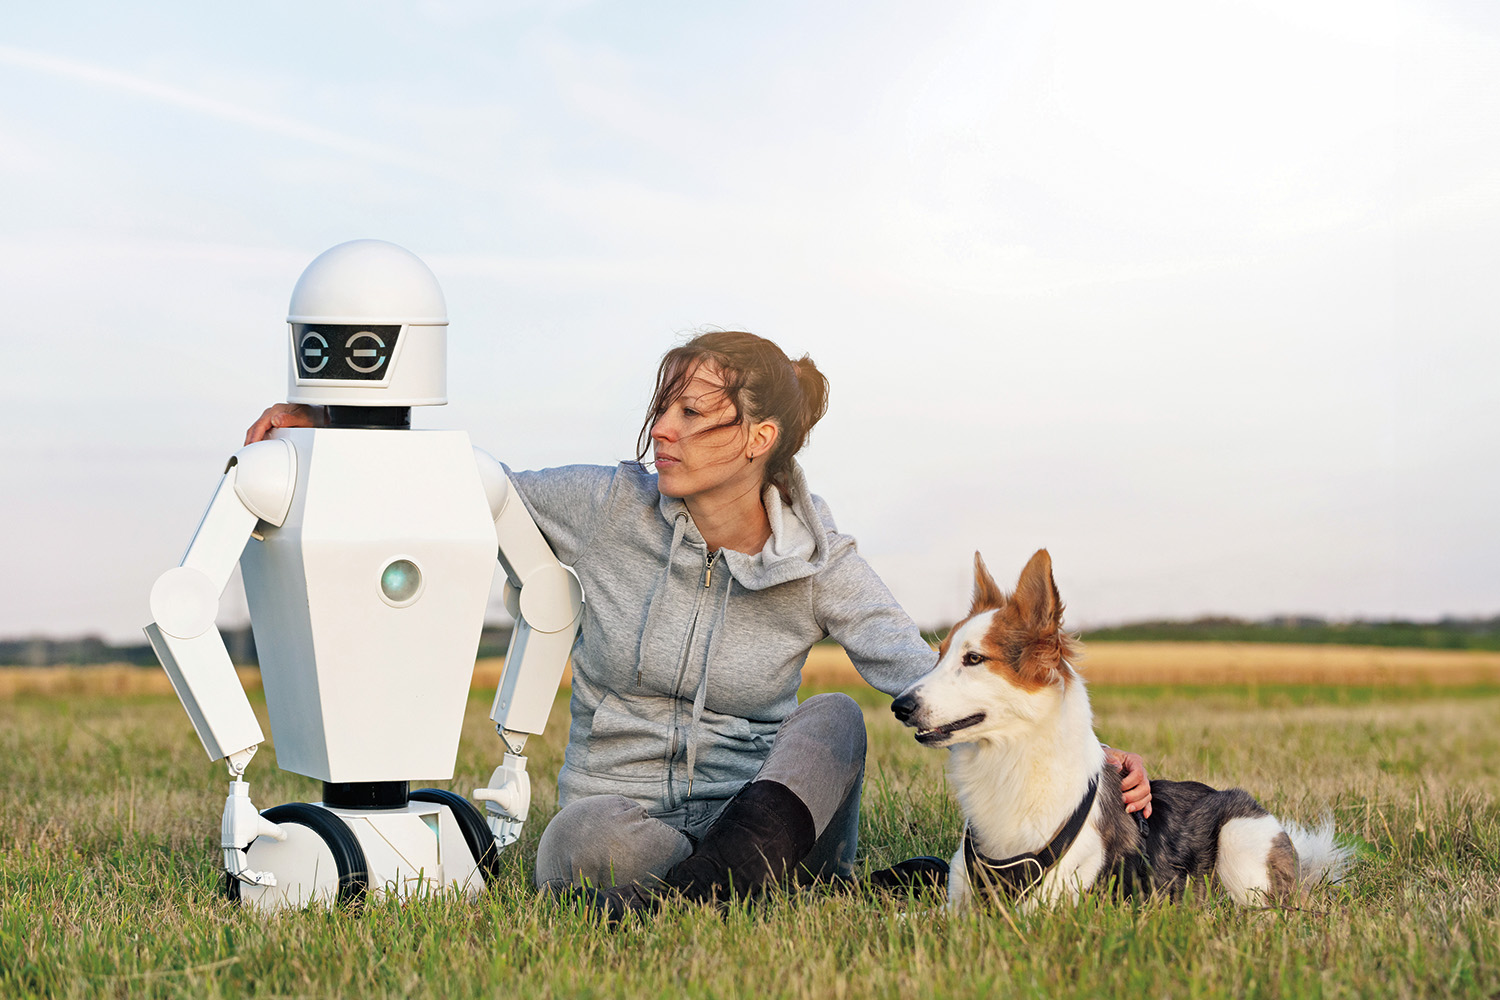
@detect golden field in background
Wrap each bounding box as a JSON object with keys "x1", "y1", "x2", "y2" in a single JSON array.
[
  {"x1": 798, "y1": 641, "x2": 1500, "y2": 687},
  {"x1": 4, "y1": 641, "x2": 1499, "y2": 699}
]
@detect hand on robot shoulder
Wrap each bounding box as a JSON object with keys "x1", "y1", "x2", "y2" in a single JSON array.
[{"x1": 229, "y1": 438, "x2": 298, "y2": 527}]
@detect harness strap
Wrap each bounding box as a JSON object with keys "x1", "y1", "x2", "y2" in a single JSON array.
[{"x1": 964, "y1": 775, "x2": 1099, "y2": 902}]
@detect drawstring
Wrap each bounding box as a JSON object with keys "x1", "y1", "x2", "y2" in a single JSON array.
[
  {"x1": 636, "y1": 512, "x2": 690, "y2": 686},
  {"x1": 686, "y1": 577, "x2": 734, "y2": 796}
]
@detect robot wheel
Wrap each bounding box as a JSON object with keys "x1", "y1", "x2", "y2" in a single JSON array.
[
  {"x1": 226, "y1": 802, "x2": 369, "y2": 910},
  {"x1": 409, "y1": 788, "x2": 503, "y2": 886}
]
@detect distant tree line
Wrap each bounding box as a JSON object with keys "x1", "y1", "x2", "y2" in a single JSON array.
[
  {"x1": 1080, "y1": 615, "x2": 1500, "y2": 651},
  {"x1": 0, "y1": 625, "x2": 517, "y2": 667}
]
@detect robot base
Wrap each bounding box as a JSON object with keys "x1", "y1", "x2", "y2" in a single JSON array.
[{"x1": 229, "y1": 789, "x2": 501, "y2": 912}]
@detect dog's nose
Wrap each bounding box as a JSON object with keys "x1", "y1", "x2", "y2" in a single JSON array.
[{"x1": 891, "y1": 692, "x2": 917, "y2": 723}]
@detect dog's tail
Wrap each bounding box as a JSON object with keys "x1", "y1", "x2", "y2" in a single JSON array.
[{"x1": 1283, "y1": 817, "x2": 1357, "y2": 886}]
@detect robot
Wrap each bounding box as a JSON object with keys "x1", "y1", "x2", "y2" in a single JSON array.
[{"x1": 145, "y1": 240, "x2": 582, "y2": 911}]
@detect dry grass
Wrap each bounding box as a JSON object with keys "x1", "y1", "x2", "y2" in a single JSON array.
[
  {"x1": 802, "y1": 641, "x2": 1500, "y2": 688},
  {"x1": 7, "y1": 641, "x2": 1499, "y2": 701},
  {"x1": 0, "y1": 665, "x2": 263, "y2": 699}
]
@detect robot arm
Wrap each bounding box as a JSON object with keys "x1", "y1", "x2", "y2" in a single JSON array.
[
  {"x1": 471, "y1": 450, "x2": 583, "y2": 845},
  {"x1": 144, "y1": 438, "x2": 297, "y2": 883}
]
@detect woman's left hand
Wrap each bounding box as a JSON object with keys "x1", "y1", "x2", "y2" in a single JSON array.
[{"x1": 1103, "y1": 746, "x2": 1153, "y2": 818}]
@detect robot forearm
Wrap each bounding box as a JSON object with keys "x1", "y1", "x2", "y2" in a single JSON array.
[{"x1": 146, "y1": 625, "x2": 264, "y2": 765}]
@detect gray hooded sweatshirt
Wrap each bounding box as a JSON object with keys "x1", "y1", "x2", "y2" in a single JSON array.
[{"x1": 507, "y1": 460, "x2": 935, "y2": 813}]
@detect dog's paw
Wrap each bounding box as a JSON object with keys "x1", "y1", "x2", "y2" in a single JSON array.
[{"x1": 867, "y1": 856, "x2": 951, "y2": 894}]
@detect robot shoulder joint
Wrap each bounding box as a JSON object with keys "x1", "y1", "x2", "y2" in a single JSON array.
[
  {"x1": 228, "y1": 438, "x2": 297, "y2": 527},
  {"x1": 472, "y1": 447, "x2": 512, "y2": 520}
]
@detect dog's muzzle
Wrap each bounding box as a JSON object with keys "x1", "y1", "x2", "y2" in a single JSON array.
[{"x1": 891, "y1": 691, "x2": 985, "y2": 744}]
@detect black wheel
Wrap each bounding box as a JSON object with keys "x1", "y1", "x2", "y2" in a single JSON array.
[
  {"x1": 410, "y1": 788, "x2": 503, "y2": 886},
  {"x1": 226, "y1": 802, "x2": 369, "y2": 910}
]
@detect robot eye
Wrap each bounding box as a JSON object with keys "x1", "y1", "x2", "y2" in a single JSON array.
[
  {"x1": 344, "y1": 331, "x2": 389, "y2": 374},
  {"x1": 299, "y1": 331, "x2": 330, "y2": 374}
]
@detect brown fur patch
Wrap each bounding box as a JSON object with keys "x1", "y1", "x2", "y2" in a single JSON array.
[
  {"x1": 966, "y1": 549, "x2": 1081, "y2": 692},
  {"x1": 1266, "y1": 830, "x2": 1299, "y2": 902}
]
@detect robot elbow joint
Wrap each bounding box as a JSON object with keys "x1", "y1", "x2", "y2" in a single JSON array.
[{"x1": 515, "y1": 564, "x2": 583, "y2": 633}]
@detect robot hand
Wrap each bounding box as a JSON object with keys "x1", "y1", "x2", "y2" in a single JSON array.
[
  {"x1": 221, "y1": 779, "x2": 286, "y2": 886},
  {"x1": 473, "y1": 754, "x2": 530, "y2": 848}
]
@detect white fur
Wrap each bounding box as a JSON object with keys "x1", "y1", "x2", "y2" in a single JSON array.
[
  {"x1": 1216, "y1": 814, "x2": 1287, "y2": 904},
  {"x1": 1284, "y1": 818, "x2": 1356, "y2": 886}
]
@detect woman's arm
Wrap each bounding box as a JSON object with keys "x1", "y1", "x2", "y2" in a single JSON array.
[{"x1": 812, "y1": 536, "x2": 938, "y2": 696}]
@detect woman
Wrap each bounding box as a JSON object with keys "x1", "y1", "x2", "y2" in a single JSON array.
[{"x1": 248, "y1": 330, "x2": 1151, "y2": 917}]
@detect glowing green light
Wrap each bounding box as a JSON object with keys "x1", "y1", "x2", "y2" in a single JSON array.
[{"x1": 381, "y1": 559, "x2": 421, "y2": 603}]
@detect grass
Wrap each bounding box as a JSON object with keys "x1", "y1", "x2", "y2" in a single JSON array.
[{"x1": 2, "y1": 678, "x2": 1498, "y2": 999}]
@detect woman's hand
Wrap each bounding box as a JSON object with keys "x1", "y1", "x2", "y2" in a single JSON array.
[
  {"x1": 244, "y1": 403, "x2": 325, "y2": 445},
  {"x1": 1103, "y1": 745, "x2": 1153, "y2": 818}
]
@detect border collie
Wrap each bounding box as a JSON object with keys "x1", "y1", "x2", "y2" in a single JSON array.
[{"x1": 891, "y1": 550, "x2": 1352, "y2": 912}]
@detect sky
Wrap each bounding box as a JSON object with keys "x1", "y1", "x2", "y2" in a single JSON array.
[{"x1": 2, "y1": 0, "x2": 1497, "y2": 643}]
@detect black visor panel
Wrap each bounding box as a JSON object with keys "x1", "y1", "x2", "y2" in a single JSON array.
[{"x1": 293, "y1": 324, "x2": 402, "y2": 381}]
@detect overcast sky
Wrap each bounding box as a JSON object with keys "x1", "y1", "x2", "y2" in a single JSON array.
[{"x1": 2, "y1": 0, "x2": 1496, "y2": 643}]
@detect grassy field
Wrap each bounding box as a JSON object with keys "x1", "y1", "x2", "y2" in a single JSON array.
[{"x1": 2, "y1": 665, "x2": 1498, "y2": 998}]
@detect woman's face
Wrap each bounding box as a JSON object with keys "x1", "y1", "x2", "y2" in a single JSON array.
[{"x1": 650, "y1": 363, "x2": 772, "y2": 502}]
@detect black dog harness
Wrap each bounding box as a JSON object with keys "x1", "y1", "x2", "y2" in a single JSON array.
[{"x1": 963, "y1": 776, "x2": 1099, "y2": 903}]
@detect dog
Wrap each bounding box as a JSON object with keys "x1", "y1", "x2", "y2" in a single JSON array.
[{"x1": 890, "y1": 549, "x2": 1352, "y2": 912}]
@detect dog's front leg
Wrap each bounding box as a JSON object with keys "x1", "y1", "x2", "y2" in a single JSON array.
[{"x1": 944, "y1": 847, "x2": 971, "y2": 914}]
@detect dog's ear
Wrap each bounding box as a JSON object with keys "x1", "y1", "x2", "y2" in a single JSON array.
[
  {"x1": 971, "y1": 552, "x2": 1006, "y2": 614},
  {"x1": 1013, "y1": 549, "x2": 1063, "y2": 633},
  {"x1": 1012, "y1": 549, "x2": 1078, "y2": 677}
]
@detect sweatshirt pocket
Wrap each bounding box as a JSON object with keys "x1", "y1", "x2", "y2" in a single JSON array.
[
  {"x1": 583, "y1": 692, "x2": 670, "y2": 780},
  {"x1": 687, "y1": 710, "x2": 772, "y2": 787}
]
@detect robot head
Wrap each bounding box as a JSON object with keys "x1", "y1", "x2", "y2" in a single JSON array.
[{"x1": 286, "y1": 240, "x2": 448, "y2": 407}]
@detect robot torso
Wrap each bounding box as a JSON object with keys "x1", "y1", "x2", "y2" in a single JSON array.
[{"x1": 240, "y1": 427, "x2": 496, "y2": 783}]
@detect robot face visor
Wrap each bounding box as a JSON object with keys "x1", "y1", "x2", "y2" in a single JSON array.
[{"x1": 293, "y1": 324, "x2": 403, "y2": 382}]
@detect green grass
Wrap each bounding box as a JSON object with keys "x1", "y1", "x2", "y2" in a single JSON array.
[{"x1": 2, "y1": 685, "x2": 1498, "y2": 999}]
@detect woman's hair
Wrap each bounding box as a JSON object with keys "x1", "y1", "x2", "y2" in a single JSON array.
[{"x1": 636, "y1": 330, "x2": 830, "y2": 494}]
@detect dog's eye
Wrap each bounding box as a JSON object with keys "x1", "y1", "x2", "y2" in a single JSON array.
[{"x1": 961, "y1": 651, "x2": 984, "y2": 666}]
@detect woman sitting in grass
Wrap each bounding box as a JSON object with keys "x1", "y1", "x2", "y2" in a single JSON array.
[{"x1": 247, "y1": 330, "x2": 1153, "y2": 919}]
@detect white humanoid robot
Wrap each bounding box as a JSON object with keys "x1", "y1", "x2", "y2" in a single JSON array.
[{"x1": 145, "y1": 240, "x2": 582, "y2": 911}]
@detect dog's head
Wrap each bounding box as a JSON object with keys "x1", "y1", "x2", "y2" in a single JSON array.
[{"x1": 891, "y1": 549, "x2": 1081, "y2": 747}]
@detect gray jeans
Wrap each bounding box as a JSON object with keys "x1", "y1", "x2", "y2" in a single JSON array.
[{"x1": 534, "y1": 692, "x2": 867, "y2": 887}]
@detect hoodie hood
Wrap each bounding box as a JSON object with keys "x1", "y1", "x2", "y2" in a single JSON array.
[{"x1": 655, "y1": 461, "x2": 828, "y2": 591}]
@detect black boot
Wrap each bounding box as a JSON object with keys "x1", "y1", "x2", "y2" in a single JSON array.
[{"x1": 581, "y1": 780, "x2": 816, "y2": 923}]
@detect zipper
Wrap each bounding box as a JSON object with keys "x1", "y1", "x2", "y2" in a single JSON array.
[
  {"x1": 636, "y1": 550, "x2": 721, "y2": 688},
  {"x1": 663, "y1": 554, "x2": 716, "y2": 809}
]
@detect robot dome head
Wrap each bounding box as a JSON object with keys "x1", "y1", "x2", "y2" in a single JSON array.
[{"x1": 286, "y1": 240, "x2": 448, "y2": 407}]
